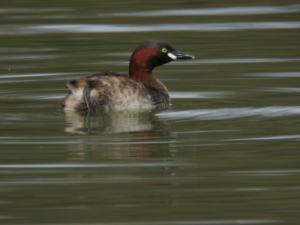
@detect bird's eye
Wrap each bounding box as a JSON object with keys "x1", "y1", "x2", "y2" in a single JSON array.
[{"x1": 161, "y1": 48, "x2": 168, "y2": 53}]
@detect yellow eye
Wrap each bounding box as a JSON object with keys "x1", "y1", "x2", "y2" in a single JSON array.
[{"x1": 161, "y1": 48, "x2": 168, "y2": 53}]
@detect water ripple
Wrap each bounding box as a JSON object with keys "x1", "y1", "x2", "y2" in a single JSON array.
[
  {"x1": 0, "y1": 219, "x2": 276, "y2": 225},
  {"x1": 230, "y1": 134, "x2": 300, "y2": 141},
  {"x1": 0, "y1": 72, "x2": 83, "y2": 80},
  {"x1": 8, "y1": 21, "x2": 300, "y2": 35},
  {"x1": 267, "y1": 87, "x2": 300, "y2": 93},
  {"x1": 227, "y1": 169, "x2": 300, "y2": 176},
  {"x1": 175, "y1": 58, "x2": 300, "y2": 65},
  {"x1": 0, "y1": 7, "x2": 72, "y2": 14},
  {"x1": 104, "y1": 4, "x2": 300, "y2": 17},
  {"x1": 0, "y1": 54, "x2": 58, "y2": 61},
  {"x1": 0, "y1": 162, "x2": 187, "y2": 169},
  {"x1": 247, "y1": 72, "x2": 300, "y2": 78},
  {"x1": 170, "y1": 91, "x2": 229, "y2": 99},
  {"x1": 158, "y1": 106, "x2": 300, "y2": 120}
]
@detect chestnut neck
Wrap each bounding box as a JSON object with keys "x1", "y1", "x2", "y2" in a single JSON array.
[
  {"x1": 129, "y1": 48, "x2": 169, "y2": 96},
  {"x1": 129, "y1": 62, "x2": 153, "y2": 83},
  {"x1": 129, "y1": 48, "x2": 155, "y2": 81}
]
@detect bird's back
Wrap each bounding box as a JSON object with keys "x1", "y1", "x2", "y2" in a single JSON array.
[{"x1": 62, "y1": 72, "x2": 154, "y2": 113}]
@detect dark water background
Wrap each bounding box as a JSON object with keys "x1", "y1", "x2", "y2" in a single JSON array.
[{"x1": 1, "y1": 0, "x2": 300, "y2": 224}]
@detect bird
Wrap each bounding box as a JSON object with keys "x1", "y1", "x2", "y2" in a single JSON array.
[{"x1": 62, "y1": 40, "x2": 194, "y2": 114}]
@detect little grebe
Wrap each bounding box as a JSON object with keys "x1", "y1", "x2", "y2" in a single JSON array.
[{"x1": 62, "y1": 41, "x2": 194, "y2": 113}]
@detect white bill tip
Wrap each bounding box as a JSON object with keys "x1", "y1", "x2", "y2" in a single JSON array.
[{"x1": 167, "y1": 52, "x2": 177, "y2": 60}]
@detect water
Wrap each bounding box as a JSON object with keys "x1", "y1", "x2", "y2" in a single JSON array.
[{"x1": 1, "y1": 0, "x2": 300, "y2": 224}]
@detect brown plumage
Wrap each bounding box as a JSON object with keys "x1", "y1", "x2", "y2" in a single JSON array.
[{"x1": 62, "y1": 41, "x2": 194, "y2": 113}]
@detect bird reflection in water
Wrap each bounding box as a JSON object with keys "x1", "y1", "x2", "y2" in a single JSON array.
[
  {"x1": 62, "y1": 110, "x2": 179, "y2": 213},
  {"x1": 63, "y1": 110, "x2": 173, "y2": 161},
  {"x1": 64, "y1": 110, "x2": 161, "y2": 134}
]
